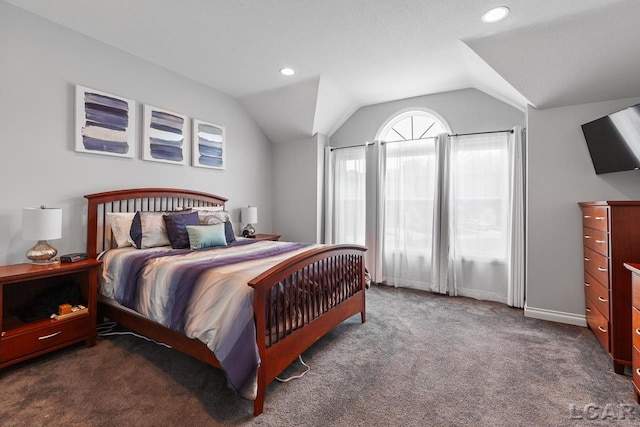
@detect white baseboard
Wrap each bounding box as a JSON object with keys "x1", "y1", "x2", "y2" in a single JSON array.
[{"x1": 524, "y1": 303, "x2": 587, "y2": 327}]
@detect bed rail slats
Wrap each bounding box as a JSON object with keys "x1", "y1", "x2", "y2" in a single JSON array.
[{"x1": 254, "y1": 249, "x2": 365, "y2": 348}]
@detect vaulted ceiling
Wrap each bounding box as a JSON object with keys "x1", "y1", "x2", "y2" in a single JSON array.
[{"x1": 7, "y1": 0, "x2": 640, "y2": 143}]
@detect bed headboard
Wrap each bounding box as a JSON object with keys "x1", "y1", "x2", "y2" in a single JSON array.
[{"x1": 84, "y1": 188, "x2": 228, "y2": 258}]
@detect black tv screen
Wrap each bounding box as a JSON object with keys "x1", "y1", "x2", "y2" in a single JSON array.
[{"x1": 581, "y1": 103, "x2": 640, "y2": 174}]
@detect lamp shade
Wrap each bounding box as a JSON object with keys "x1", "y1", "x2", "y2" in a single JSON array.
[
  {"x1": 241, "y1": 206, "x2": 258, "y2": 224},
  {"x1": 22, "y1": 207, "x2": 62, "y2": 241}
]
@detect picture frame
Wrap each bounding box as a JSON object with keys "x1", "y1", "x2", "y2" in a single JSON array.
[
  {"x1": 192, "y1": 118, "x2": 225, "y2": 170},
  {"x1": 142, "y1": 104, "x2": 188, "y2": 165},
  {"x1": 74, "y1": 85, "x2": 136, "y2": 158}
]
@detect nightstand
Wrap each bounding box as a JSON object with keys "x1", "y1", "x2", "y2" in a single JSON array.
[
  {"x1": 250, "y1": 233, "x2": 282, "y2": 242},
  {"x1": 0, "y1": 259, "x2": 101, "y2": 370}
]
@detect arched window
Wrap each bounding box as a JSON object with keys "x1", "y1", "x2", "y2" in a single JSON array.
[{"x1": 378, "y1": 110, "x2": 450, "y2": 143}]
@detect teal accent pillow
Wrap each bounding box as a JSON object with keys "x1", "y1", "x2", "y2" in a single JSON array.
[{"x1": 186, "y1": 223, "x2": 228, "y2": 250}]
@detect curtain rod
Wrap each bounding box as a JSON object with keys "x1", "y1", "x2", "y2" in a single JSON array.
[
  {"x1": 330, "y1": 142, "x2": 374, "y2": 151},
  {"x1": 380, "y1": 129, "x2": 515, "y2": 145},
  {"x1": 449, "y1": 129, "x2": 513, "y2": 137},
  {"x1": 332, "y1": 129, "x2": 516, "y2": 149}
]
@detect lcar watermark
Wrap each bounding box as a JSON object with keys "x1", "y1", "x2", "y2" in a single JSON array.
[{"x1": 569, "y1": 403, "x2": 640, "y2": 421}]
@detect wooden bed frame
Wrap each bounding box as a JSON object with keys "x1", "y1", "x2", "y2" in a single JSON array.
[{"x1": 84, "y1": 188, "x2": 367, "y2": 416}]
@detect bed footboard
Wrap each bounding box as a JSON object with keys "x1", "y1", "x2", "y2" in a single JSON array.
[{"x1": 248, "y1": 244, "x2": 367, "y2": 415}]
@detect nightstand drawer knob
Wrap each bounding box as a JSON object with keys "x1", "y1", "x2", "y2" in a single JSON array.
[
  {"x1": 38, "y1": 331, "x2": 62, "y2": 340},
  {"x1": 598, "y1": 325, "x2": 607, "y2": 333}
]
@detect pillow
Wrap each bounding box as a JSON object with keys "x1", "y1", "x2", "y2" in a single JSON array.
[
  {"x1": 224, "y1": 221, "x2": 236, "y2": 244},
  {"x1": 106, "y1": 212, "x2": 136, "y2": 247},
  {"x1": 186, "y1": 223, "x2": 228, "y2": 250},
  {"x1": 196, "y1": 210, "x2": 235, "y2": 244},
  {"x1": 163, "y1": 211, "x2": 200, "y2": 249},
  {"x1": 130, "y1": 210, "x2": 194, "y2": 248},
  {"x1": 197, "y1": 210, "x2": 231, "y2": 225}
]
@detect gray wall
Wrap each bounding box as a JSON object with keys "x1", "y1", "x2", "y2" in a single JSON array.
[
  {"x1": 272, "y1": 135, "x2": 324, "y2": 243},
  {"x1": 0, "y1": 3, "x2": 273, "y2": 264},
  {"x1": 526, "y1": 97, "x2": 640, "y2": 325},
  {"x1": 330, "y1": 88, "x2": 525, "y2": 146}
]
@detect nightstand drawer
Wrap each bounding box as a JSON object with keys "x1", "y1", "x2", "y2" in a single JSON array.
[{"x1": 0, "y1": 316, "x2": 91, "y2": 362}]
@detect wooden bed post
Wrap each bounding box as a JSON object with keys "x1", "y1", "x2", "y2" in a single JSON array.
[{"x1": 253, "y1": 284, "x2": 267, "y2": 416}]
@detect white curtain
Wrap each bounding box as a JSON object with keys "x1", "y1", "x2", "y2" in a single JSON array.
[
  {"x1": 376, "y1": 128, "x2": 525, "y2": 307},
  {"x1": 324, "y1": 146, "x2": 366, "y2": 245},
  {"x1": 448, "y1": 131, "x2": 511, "y2": 303},
  {"x1": 507, "y1": 127, "x2": 525, "y2": 308},
  {"x1": 378, "y1": 136, "x2": 439, "y2": 291}
]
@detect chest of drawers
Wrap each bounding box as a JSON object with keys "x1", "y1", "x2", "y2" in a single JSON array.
[
  {"x1": 579, "y1": 201, "x2": 640, "y2": 374},
  {"x1": 623, "y1": 263, "x2": 640, "y2": 402}
]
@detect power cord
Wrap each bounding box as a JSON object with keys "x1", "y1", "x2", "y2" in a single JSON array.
[
  {"x1": 276, "y1": 355, "x2": 310, "y2": 382},
  {"x1": 96, "y1": 321, "x2": 172, "y2": 349},
  {"x1": 97, "y1": 321, "x2": 310, "y2": 381}
]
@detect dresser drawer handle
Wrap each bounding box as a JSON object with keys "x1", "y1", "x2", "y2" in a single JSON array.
[
  {"x1": 597, "y1": 267, "x2": 607, "y2": 272},
  {"x1": 38, "y1": 331, "x2": 62, "y2": 340},
  {"x1": 586, "y1": 307, "x2": 591, "y2": 313},
  {"x1": 636, "y1": 329, "x2": 640, "y2": 336},
  {"x1": 637, "y1": 368, "x2": 640, "y2": 377},
  {"x1": 598, "y1": 296, "x2": 607, "y2": 303},
  {"x1": 584, "y1": 215, "x2": 592, "y2": 219},
  {"x1": 595, "y1": 240, "x2": 606, "y2": 244},
  {"x1": 584, "y1": 257, "x2": 590, "y2": 261},
  {"x1": 598, "y1": 325, "x2": 607, "y2": 333},
  {"x1": 595, "y1": 216, "x2": 605, "y2": 220},
  {"x1": 585, "y1": 282, "x2": 590, "y2": 287},
  {"x1": 584, "y1": 235, "x2": 591, "y2": 239}
]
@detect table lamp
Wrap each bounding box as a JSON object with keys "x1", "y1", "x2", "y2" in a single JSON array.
[
  {"x1": 241, "y1": 206, "x2": 258, "y2": 237},
  {"x1": 22, "y1": 206, "x2": 62, "y2": 264}
]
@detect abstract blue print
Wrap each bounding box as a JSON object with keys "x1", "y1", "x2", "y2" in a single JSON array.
[
  {"x1": 143, "y1": 105, "x2": 187, "y2": 165},
  {"x1": 75, "y1": 85, "x2": 136, "y2": 158},
  {"x1": 192, "y1": 119, "x2": 225, "y2": 169}
]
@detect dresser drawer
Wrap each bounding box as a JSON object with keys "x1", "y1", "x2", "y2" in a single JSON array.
[
  {"x1": 586, "y1": 300, "x2": 609, "y2": 351},
  {"x1": 633, "y1": 278, "x2": 640, "y2": 309},
  {"x1": 583, "y1": 227, "x2": 609, "y2": 256},
  {"x1": 634, "y1": 345, "x2": 640, "y2": 390},
  {"x1": 633, "y1": 307, "x2": 640, "y2": 352},
  {"x1": 585, "y1": 272, "x2": 610, "y2": 320},
  {"x1": 0, "y1": 316, "x2": 91, "y2": 363},
  {"x1": 583, "y1": 246, "x2": 610, "y2": 287},
  {"x1": 582, "y1": 206, "x2": 609, "y2": 231}
]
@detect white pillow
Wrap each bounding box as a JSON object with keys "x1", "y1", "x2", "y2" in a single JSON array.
[
  {"x1": 139, "y1": 211, "x2": 171, "y2": 248},
  {"x1": 106, "y1": 212, "x2": 136, "y2": 247}
]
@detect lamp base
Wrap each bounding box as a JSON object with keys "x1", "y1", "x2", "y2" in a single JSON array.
[
  {"x1": 26, "y1": 240, "x2": 59, "y2": 264},
  {"x1": 242, "y1": 224, "x2": 256, "y2": 237}
]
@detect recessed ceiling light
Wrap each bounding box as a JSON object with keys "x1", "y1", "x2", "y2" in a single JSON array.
[
  {"x1": 481, "y1": 6, "x2": 510, "y2": 23},
  {"x1": 280, "y1": 67, "x2": 295, "y2": 76}
]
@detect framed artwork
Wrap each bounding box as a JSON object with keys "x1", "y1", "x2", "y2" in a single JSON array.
[
  {"x1": 192, "y1": 119, "x2": 225, "y2": 169},
  {"x1": 142, "y1": 104, "x2": 188, "y2": 165},
  {"x1": 75, "y1": 85, "x2": 136, "y2": 158}
]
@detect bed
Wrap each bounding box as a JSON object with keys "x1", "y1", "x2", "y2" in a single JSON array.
[{"x1": 84, "y1": 187, "x2": 367, "y2": 416}]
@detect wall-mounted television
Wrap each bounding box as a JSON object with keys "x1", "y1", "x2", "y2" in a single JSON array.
[{"x1": 581, "y1": 103, "x2": 640, "y2": 174}]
